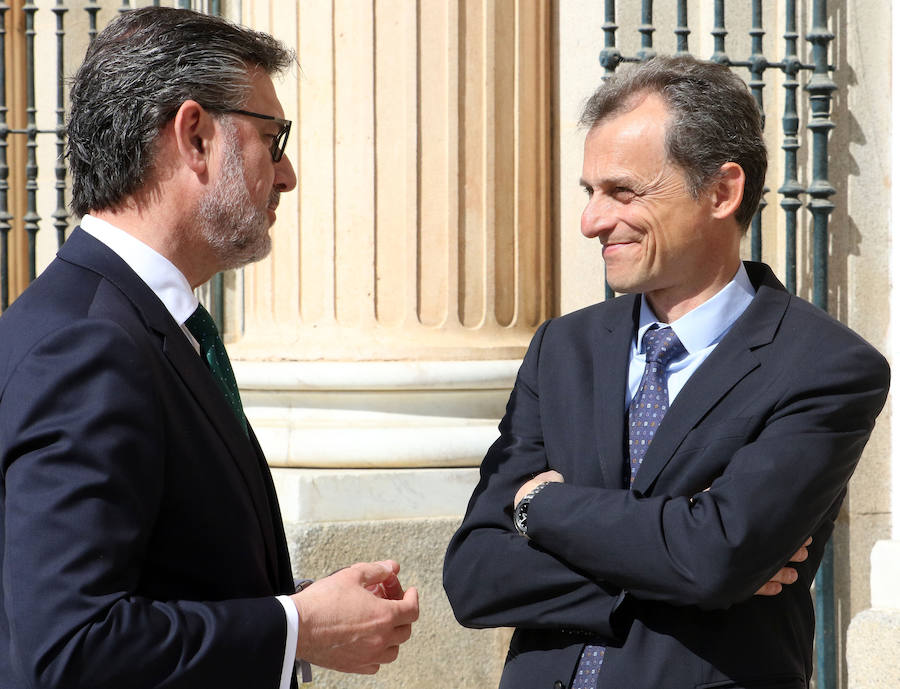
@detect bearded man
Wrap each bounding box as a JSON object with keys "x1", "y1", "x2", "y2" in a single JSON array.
[{"x1": 0, "y1": 8, "x2": 417, "y2": 689}]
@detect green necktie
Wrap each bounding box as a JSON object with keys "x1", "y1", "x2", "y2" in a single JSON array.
[{"x1": 184, "y1": 303, "x2": 248, "y2": 434}]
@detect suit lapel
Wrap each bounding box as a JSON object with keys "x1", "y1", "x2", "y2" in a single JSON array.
[
  {"x1": 631, "y1": 262, "x2": 791, "y2": 494},
  {"x1": 58, "y1": 228, "x2": 283, "y2": 587},
  {"x1": 160, "y1": 322, "x2": 282, "y2": 585},
  {"x1": 592, "y1": 295, "x2": 640, "y2": 488}
]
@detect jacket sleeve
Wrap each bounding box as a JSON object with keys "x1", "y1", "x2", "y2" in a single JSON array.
[
  {"x1": 525, "y1": 327, "x2": 890, "y2": 610},
  {"x1": 443, "y1": 321, "x2": 630, "y2": 640},
  {"x1": 0, "y1": 319, "x2": 286, "y2": 689}
]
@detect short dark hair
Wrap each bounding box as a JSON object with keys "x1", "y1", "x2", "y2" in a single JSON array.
[
  {"x1": 66, "y1": 7, "x2": 294, "y2": 217},
  {"x1": 580, "y1": 55, "x2": 767, "y2": 229}
]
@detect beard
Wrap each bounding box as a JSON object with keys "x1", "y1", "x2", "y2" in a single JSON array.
[{"x1": 196, "y1": 120, "x2": 277, "y2": 271}]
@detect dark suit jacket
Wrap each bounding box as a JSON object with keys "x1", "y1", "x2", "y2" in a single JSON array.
[
  {"x1": 444, "y1": 262, "x2": 890, "y2": 689},
  {"x1": 0, "y1": 228, "x2": 296, "y2": 688}
]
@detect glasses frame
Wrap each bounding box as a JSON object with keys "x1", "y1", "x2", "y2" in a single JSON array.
[{"x1": 222, "y1": 109, "x2": 292, "y2": 163}]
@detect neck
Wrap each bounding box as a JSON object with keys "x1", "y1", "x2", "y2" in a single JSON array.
[
  {"x1": 91, "y1": 198, "x2": 212, "y2": 289},
  {"x1": 646, "y1": 257, "x2": 742, "y2": 323}
]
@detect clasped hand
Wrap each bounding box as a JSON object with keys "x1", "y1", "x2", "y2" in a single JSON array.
[{"x1": 291, "y1": 560, "x2": 419, "y2": 674}]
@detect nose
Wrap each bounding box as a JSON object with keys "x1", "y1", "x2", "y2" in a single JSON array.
[
  {"x1": 275, "y1": 152, "x2": 297, "y2": 192},
  {"x1": 580, "y1": 193, "x2": 616, "y2": 239}
]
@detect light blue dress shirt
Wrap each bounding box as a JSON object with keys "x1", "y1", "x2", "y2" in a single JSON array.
[{"x1": 626, "y1": 263, "x2": 756, "y2": 410}]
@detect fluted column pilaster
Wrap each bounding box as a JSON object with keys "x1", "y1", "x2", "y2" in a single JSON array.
[{"x1": 235, "y1": 0, "x2": 552, "y2": 361}]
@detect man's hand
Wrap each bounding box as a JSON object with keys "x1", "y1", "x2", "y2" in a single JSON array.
[
  {"x1": 365, "y1": 561, "x2": 405, "y2": 600},
  {"x1": 292, "y1": 560, "x2": 419, "y2": 674},
  {"x1": 755, "y1": 538, "x2": 812, "y2": 596},
  {"x1": 514, "y1": 470, "x2": 565, "y2": 508}
]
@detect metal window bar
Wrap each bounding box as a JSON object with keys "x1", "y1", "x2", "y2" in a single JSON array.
[
  {"x1": 595, "y1": 1, "x2": 838, "y2": 687},
  {"x1": 0, "y1": 4, "x2": 11, "y2": 310},
  {"x1": 0, "y1": 0, "x2": 55, "y2": 303}
]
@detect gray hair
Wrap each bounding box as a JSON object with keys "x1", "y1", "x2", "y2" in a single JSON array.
[
  {"x1": 66, "y1": 6, "x2": 294, "y2": 217},
  {"x1": 580, "y1": 55, "x2": 767, "y2": 229}
]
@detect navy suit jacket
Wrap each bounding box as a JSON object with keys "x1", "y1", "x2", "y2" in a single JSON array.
[
  {"x1": 444, "y1": 262, "x2": 890, "y2": 689},
  {"x1": 0, "y1": 228, "x2": 296, "y2": 688}
]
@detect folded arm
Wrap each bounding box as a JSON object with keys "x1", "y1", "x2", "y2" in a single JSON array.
[
  {"x1": 524, "y1": 336, "x2": 889, "y2": 609},
  {"x1": 444, "y1": 323, "x2": 629, "y2": 638},
  {"x1": 447, "y1": 313, "x2": 889, "y2": 627},
  {"x1": 514, "y1": 471, "x2": 812, "y2": 598}
]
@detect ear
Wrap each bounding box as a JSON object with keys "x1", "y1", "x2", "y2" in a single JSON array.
[
  {"x1": 708, "y1": 161, "x2": 745, "y2": 220},
  {"x1": 172, "y1": 100, "x2": 214, "y2": 176}
]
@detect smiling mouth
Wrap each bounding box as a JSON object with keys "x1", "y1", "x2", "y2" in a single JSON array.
[{"x1": 601, "y1": 240, "x2": 641, "y2": 259}]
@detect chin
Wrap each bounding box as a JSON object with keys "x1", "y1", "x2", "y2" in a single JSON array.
[
  {"x1": 603, "y1": 266, "x2": 655, "y2": 295},
  {"x1": 604, "y1": 276, "x2": 638, "y2": 295},
  {"x1": 219, "y1": 236, "x2": 272, "y2": 272}
]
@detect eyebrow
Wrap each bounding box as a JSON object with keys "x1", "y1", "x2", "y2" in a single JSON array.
[{"x1": 579, "y1": 174, "x2": 640, "y2": 189}]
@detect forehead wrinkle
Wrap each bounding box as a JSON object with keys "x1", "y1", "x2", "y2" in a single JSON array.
[
  {"x1": 585, "y1": 142, "x2": 687, "y2": 197},
  {"x1": 637, "y1": 166, "x2": 679, "y2": 194}
]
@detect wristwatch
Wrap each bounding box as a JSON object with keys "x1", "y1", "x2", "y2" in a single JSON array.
[{"x1": 514, "y1": 481, "x2": 551, "y2": 537}]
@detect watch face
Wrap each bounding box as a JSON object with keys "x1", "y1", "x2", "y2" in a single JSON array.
[{"x1": 514, "y1": 502, "x2": 528, "y2": 534}]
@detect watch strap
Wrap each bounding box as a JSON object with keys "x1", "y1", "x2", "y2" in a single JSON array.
[{"x1": 514, "y1": 480, "x2": 552, "y2": 536}]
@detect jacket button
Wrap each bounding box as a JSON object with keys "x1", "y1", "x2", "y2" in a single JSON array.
[{"x1": 553, "y1": 682, "x2": 565, "y2": 689}]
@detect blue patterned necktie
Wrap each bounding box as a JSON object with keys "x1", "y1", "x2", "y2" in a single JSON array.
[
  {"x1": 184, "y1": 303, "x2": 248, "y2": 435},
  {"x1": 627, "y1": 326, "x2": 686, "y2": 486},
  {"x1": 570, "y1": 326, "x2": 685, "y2": 689}
]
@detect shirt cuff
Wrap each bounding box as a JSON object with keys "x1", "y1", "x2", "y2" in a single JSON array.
[{"x1": 275, "y1": 595, "x2": 311, "y2": 686}]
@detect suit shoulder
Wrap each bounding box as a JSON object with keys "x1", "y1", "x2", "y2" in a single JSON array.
[
  {"x1": 532, "y1": 295, "x2": 634, "y2": 353},
  {"x1": 0, "y1": 260, "x2": 151, "y2": 378},
  {"x1": 782, "y1": 295, "x2": 886, "y2": 358},
  {"x1": 518, "y1": 295, "x2": 633, "y2": 375},
  {"x1": 2, "y1": 256, "x2": 145, "y2": 329},
  {"x1": 544, "y1": 294, "x2": 633, "y2": 333},
  {"x1": 770, "y1": 295, "x2": 890, "y2": 390}
]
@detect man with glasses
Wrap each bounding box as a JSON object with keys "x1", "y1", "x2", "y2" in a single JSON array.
[{"x1": 0, "y1": 7, "x2": 417, "y2": 689}]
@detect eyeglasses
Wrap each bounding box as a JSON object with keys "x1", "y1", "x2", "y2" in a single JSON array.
[{"x1": 222, "y1": 109, "x2": 292, "y2": 162}]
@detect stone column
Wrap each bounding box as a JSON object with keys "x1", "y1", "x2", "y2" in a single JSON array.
[
  {"x1": 234, "y1": 0, "x2": 551, "y2": 362},
  {"x1": 234, "y1": 3, "x2": 551, "y2": 688}
]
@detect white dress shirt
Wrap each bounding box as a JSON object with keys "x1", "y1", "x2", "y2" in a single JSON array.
[{"x1": 79, "y1": 214, "x2": 302, "y2": 689}]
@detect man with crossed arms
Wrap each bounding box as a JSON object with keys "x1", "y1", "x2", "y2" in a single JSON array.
[{"x1": 445, "y1": 55, "x2": 889, "y2": 689}]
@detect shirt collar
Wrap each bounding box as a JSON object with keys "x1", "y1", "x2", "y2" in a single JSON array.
[
  {"x1": 80, "y1": 214, "x2": 199, "y2": 327},
  {"x1": 636, "y1": 262, "x2": 755, "y2": 354}
]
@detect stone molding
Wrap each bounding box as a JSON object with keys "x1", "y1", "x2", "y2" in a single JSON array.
[{"x1": 234, "y1": 359, "x2": 518, "y2": 469}]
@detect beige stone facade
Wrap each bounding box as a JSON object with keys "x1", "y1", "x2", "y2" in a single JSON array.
[{"x1": 14, "y1": 1, "x2": 899, "y2": 687}]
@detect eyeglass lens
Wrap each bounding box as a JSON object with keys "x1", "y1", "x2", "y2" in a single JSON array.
[{"x1": 272, "y1": 121, "x2": 291, "y2": 162}]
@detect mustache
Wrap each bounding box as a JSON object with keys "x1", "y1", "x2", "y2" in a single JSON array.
[{"x1": 268, "y1": 189, "x2": 280, "y2": 211}]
